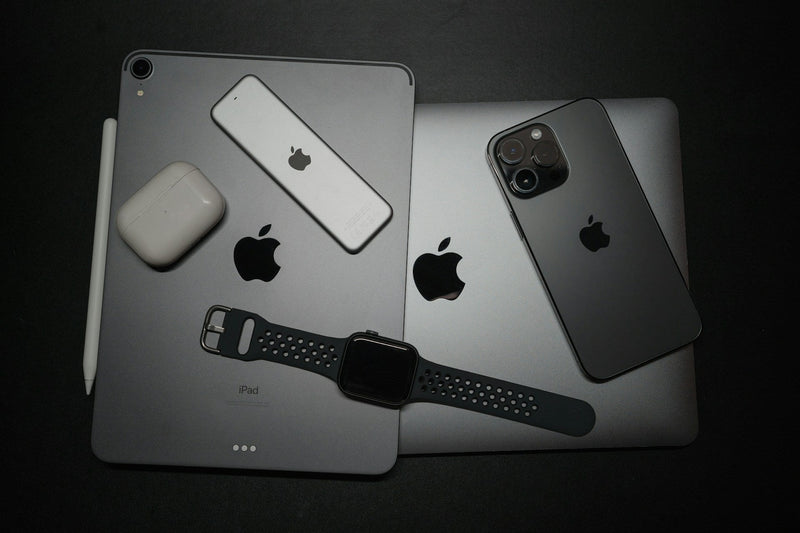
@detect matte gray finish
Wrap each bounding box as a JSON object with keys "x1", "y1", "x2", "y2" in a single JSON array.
[
  {"x1": 487, "y1": 99, "x2": 701, "y2": 380},
  {"x1": 91, "y1": 51, "x2": 415, "y2": 474},
  {"x1": 400, "y1": 99, "x2": 698, "y2": 454}
]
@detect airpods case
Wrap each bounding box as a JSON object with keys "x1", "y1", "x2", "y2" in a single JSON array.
[{"x1": 116, "y1": 161, "x2": 225, "y2": 268}]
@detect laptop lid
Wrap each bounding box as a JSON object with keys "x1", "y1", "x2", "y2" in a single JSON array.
[
  {"x1": 400, "y1": 99, "x2": 698, "y2": 454},
  {"x1": 91, "y1": 51, "x2": 415, "y2": 474}
]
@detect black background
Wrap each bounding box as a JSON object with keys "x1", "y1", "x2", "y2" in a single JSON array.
[{"x1": 5, "y1": 1, "x2": 793, "y2": 530}]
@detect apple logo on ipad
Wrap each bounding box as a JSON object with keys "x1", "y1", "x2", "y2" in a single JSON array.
[
  {"x1": 579, "y1": 215, "x2": 610, "y2": 252},
  {"x1": 234, "y1": 224, "x2": 281, "y2": 282},
  {"x1": 288, "y1": 146, "x2": 311, "y2": 171},
  {"x1": 412, "y1": 237, "x2": 465, "y2": 301}
]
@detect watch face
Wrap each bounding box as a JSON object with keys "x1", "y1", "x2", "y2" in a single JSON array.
[{"x1": 338, "y1": 334, "x2": 419, "y2": 406}]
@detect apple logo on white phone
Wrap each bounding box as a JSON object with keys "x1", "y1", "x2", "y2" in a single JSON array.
[{"x1": 288, "y1": 146, "x2": 311, "y2": 171}]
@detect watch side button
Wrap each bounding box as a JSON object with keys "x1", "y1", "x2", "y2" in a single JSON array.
[{"x1": 365, "y1": 330, "x2": 379, "y2": 336}]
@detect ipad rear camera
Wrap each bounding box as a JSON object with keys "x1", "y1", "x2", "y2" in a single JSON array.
[{"x1": 131, "y1": 58, "x2": 153, "y2": 80}]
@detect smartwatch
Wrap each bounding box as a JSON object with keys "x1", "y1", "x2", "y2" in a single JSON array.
[{"x1": 201, "y1": 305, "x2": 595, "y2": 437}]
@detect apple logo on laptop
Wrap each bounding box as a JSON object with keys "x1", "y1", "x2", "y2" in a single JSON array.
[
  {"x1": 579, "y1": 215, "x2": 610, "y2": 252},
  {"x1": 233, "y1": 224, "x2": 281, "y2": 282},
  {"x1": 288, "y1": 146, "x2": 311, "y2": 171},
  {"x1": 412, "y1": 237, "x2": 465, "y2": 301}
]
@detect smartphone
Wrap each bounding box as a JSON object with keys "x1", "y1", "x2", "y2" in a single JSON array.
[
  {"x1": 211, "y1": 75, "x2": 392, "y2": 253},
  {"x1": 486, "y1": 98, "x2": 701, "y2": 380}
]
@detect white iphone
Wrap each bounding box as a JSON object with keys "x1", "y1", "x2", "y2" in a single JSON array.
[{"x1": 211, "y1": 75, "x2": 392, "y2": 253}]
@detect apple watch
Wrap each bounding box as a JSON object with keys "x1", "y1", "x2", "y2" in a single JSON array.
[{"x1": 201, "y1": 305, "x2": 595, "y2": 436}]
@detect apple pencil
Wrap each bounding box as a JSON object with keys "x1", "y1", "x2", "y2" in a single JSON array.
[{"x1": 83, "y1": 118, "x2": 116, "y2": 395}]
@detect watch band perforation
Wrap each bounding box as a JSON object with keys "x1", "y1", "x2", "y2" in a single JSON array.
[
  {"x1": 203, "y1": 306, "x2": 344, "y2": 382},
  {"x1": 409, "y1": 359, "x2": 595, "y2": 437},
  {"x1": 256, "y1": 326, "x2": 341, "y2": 371},
  {"x1": 414, "y1": 364, "x2": 541, "y2": 419}
]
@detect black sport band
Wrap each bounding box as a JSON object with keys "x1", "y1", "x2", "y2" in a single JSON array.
[
  {"x1": 202, "y1": 305, "x2": 346, "y2": 382},
  {"x1": 410, "y1": 358, "x2": 595, "y2": 437},
  {"x1": 201, "y1": 305, "x2": 595, "y2": 436}
]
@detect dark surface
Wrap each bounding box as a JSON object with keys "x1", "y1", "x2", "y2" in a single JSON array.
[{"x1": 5, "y1": 1, "x2": 792, "y2": 530}]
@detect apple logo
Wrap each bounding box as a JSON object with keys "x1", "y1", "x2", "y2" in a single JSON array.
[
  {"x1": 412, "y1": 237, "x2": 465, "y2": 301},
  {"x1": 233, "y1": 224, "x2": 281, "y2": 282},
  {"x1": 579, "y1": 215, "x2": 611, "y2": 252},
  {"x1": 288, "y1": 146, "x2": 311, "y2": 171}
]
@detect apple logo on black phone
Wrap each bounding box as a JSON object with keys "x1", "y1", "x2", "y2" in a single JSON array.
[
  {"x1": 579, "y1": 215, "x2": 610, "y2": 252},
  {"x1": 288, "y1": 146, "x2": 311, "y2": 171},
  {"x1": 234, "y1": 224, "x2": 281, "y2": 281},
  {"x1": 412, "y1": 237, "x2": 465, "y2": 301}
]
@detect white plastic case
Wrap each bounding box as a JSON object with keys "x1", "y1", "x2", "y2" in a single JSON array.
[{"x1": 116, "y1": 161, "x2": 225, "y2": 267}]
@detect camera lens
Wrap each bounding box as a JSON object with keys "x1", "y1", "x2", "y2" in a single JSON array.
[
  {"x1": 532, "y1": 140, "x2": 559, "y2": 168},
  {"x1": 499, "y1": 138, "x2": 525, "y2": 165},
  {"x1": 512, "y1": 168, "x2": 538, "y2": 194},
  {"x1": 131, "y1": 58, "x2": 153, "y2": 80}
]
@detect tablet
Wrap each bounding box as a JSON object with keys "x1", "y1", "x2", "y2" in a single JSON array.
[{"x1": 90, "y1": 50, "x2": 415, "y2": 474}]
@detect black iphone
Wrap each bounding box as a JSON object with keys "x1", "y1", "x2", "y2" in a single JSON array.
[{"x1": 487, "y1": 98, "x2": 701, "y2": 380}]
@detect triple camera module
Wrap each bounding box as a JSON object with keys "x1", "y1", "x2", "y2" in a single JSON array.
[{"x1": 494, "y1": 124, "x2": 568, "y2": 198}]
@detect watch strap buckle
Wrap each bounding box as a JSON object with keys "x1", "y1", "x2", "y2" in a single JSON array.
[{"x1": 200, "y1": 305, "x2": 231, "y2": 354}]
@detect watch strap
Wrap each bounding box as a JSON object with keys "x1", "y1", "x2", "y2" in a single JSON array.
[
  {"x1": 201, "y1": 305, "x2": 345, "y2": 382},
  {"x1": 409, "y1": 356, "x2": 595, "y2": 437},
  {"x1": 201, "y1": 306, "x2": 595, "y2": 436}
]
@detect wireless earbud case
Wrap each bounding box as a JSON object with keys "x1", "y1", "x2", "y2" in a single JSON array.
[{"x1": 116, "y1": 161, "x2": 225, "y2": 268}]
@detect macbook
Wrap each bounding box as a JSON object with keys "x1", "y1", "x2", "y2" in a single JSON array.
[{"x1": 400, "y1": 99, "x2": 698, "y2": 454}]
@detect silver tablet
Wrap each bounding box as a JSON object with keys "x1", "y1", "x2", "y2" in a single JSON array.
[{"x1": 91, "y1": 50, "x2": 415, "y2": 474}]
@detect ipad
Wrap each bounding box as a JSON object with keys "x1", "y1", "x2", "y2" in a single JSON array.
[
  {"x1": 400, "y1": 99, "x2": 698, "y2": 454},
  {"x1": 90, "y1": 50, "x2": 415, "y2": 474}
]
